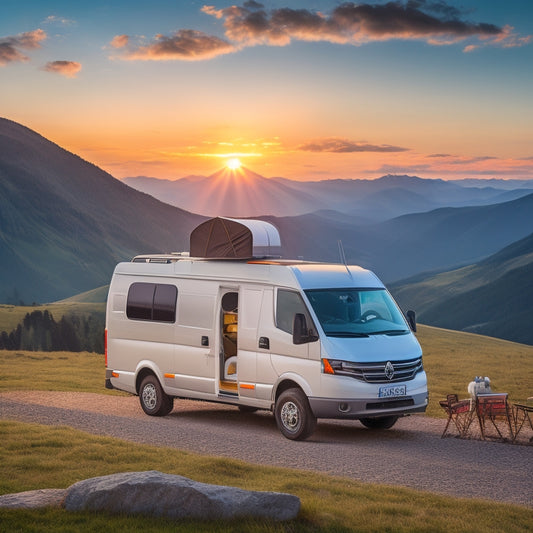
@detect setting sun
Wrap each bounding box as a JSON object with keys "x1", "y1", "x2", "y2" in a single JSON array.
[{"x1": 226, "y1": 158, "x2": 242, "y2": 170}]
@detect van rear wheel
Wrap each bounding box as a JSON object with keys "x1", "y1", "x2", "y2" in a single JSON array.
[
  {"x1": 139, "y1": 375, "x2": 173, "y2": 416},
  {"x1": 359, "y1": 416, "x2": 399, "y2": 429},
  {"x1": 275, "y1": 388, "x2": 316, "y2": 440}
]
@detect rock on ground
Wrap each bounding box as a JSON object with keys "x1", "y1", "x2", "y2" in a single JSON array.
[
  {"x1": 64, "y1": 471, "x2": 300, "y2": 521},
  {"x1": 0, "y1": 489, "x2": 67, "y2": 509}
]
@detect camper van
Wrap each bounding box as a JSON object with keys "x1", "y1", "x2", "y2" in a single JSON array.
[{"x1": 105, "y1": 217, "x2": 428, "y2": 440}]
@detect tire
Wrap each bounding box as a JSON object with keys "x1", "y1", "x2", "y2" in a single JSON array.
[
  {"x1": 275, "y1": 388, "x2": 316, "y2": 440},
  {"x1": 139, "y1": 374, "x2": 174, "y2": 416},
  {"x1": 359, "y1": 416, "x2": 399, "y2": 429}
]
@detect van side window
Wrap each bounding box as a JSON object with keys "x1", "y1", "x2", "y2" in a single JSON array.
[
  {"x1": 276, "y1": 290, "x2": 312, "y2": 334},
  {"x1": 127, "y1": 283, "x2": 177, "y2": 323}
]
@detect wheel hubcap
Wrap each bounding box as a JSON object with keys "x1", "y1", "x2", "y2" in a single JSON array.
[
  {"x1": 281, "y1": 401, "x2": 300, "y2": 431},
  {"x1": 142, "y1": 384, "x2": 157, "y2": 410}
]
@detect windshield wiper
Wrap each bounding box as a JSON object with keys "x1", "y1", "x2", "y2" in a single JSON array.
[
  {"x1": 369, "y1": 330, "x2": 409, "y2": 336},
  {"x1": 326, "y1": 331, "x2": 370, "y2": 338}
]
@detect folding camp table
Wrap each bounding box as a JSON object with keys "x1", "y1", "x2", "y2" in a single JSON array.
[{"x1": 475, "y1": 393, "x2": 514, "y2": 441}]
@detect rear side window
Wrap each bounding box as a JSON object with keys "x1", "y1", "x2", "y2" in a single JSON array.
[{"x1": 127, "y1": 282, "x2": 177, "y2": 322}]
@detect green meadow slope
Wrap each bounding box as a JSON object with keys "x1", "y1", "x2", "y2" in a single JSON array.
[
  {"x1": 0, "y1": 118, "x2": 203, "y2": 304},
  {"x1": 392, "y1": 233, "x2": 533, "y2": 345}
]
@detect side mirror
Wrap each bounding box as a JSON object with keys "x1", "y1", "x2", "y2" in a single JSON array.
[
  {"x1": 293, "y1": 313, "x2": 319, "y2": 345},
  {"x1": 406, "y1": 310, "x2": 417, "y2": 332}
]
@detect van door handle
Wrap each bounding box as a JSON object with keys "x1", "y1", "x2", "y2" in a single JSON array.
[
  {"x1": 258, "y1": 337, "x2": 270, "y2": 349},
  {"x1": 201, "y1": 336, "x2": 209, "y2": 346}
]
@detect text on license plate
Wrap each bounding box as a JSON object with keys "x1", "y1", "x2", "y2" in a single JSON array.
[{"x1": 379, "y1": 385, "x2": 406, "y2": 398}]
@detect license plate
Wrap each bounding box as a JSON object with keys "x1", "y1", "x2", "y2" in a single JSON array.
[{"x1": 379, "y1": 385, "x2": 406, "y2": 398}]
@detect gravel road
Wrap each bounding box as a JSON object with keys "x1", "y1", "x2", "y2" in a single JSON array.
[{"x1": 1, "y1": 391, "x2": 532, "y2": 508}]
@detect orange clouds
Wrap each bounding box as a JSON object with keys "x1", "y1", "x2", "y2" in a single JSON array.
[
  {"x1": 112, "y1": 29, "x2": 235, "y2": 61},
  {"x1": 43, "y1": 60, "x2": 82, "y2": 78},
  {"x1": 110, "y1": 2, "x2": 530, "y2": 63},
  {"x1": 0, "y1": 29, "x2": 46, "y2": 66},
  {"x1": 0, "y1": 28, "x2": 81, "y2": 78},
  {"x1": 110, "y1": 34, "x2": 129, "y2": 49}
]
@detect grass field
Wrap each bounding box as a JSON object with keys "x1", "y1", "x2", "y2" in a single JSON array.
[
  {"x1": 1, "y1": 327, "x2": 532, "y2": 531},
  {"x1": 415, "y1": 325, "x2": 533, "y2": 416},
  {"x1": 0, "y1": 302, "x2": 105, "y2": 333},
  {"x1": 1, "y1": 420, "x2": 532, "y2": 532}
]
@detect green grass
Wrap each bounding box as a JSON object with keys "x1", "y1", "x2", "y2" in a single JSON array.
[
  {"x1": 1, "y1": 330, "x2": 532, "y2": 531},
  {"x1": 0, "y1": 302, "x2": 105, "y2": 333},
  {"x1": 417, "y1": 325, "x2": 533, "y2": 417},
  {"x1": 0, "y1": 350, "x2": 124, "y2": 395},
  {"x1": 54, "y1": 285, "x2": 108, "y2": 304},
  {"x1": 0, "y1": 420, "x2": 531, "y2": 532}
]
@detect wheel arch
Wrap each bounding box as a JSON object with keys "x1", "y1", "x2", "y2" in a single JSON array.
[
  {"x1": 135, "y1": 361, "x2": 162, "y2": 395},
  {"x1": 273, "y1": 373, "x2": 312, "y2": 403}
]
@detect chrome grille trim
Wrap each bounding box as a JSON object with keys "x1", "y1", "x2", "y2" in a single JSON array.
[{"x1": 334, "y1": 357, "x2": 423, "y2": 383}]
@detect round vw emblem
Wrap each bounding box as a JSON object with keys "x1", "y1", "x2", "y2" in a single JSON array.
[{"x1": 385, "y1": 361, "x2": 395, "y2": 380}]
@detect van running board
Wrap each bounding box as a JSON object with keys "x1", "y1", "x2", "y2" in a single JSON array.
[{"x1": 218, "y1": 390, "x2": 238, "y2": 398}]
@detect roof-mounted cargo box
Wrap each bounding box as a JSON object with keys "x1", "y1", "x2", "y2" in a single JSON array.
[{"x1": 189, "y1": 217, "x2": 281, "y2": 259}]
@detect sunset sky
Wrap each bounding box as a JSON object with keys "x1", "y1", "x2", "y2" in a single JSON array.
[{"x1": 1, "y1": 1, "x2": 532, "y2": 181}]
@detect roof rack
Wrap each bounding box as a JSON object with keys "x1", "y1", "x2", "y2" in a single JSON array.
[{"x1": 132, "y1": 252, "x2": 190, "y2": 263}]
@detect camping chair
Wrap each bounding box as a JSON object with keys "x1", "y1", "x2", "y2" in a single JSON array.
[
  {"x1": 475, "y1": 393, "x2": 514, "y2": 441},
  {"x1": 439, "y1": 394, "x2": 473, "y2": 438},
  {"x1": 511, "y1": 397, "x2": 533, "y2": 443}
]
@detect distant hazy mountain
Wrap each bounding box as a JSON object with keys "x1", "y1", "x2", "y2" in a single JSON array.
[
  {"x1": 390, "y1": 233, "x2": 533, "y2": 345},
  {"x1": 124, "y1": 172, "x2": 533, "y2": 221},
  {"x1": 124, "y1": 168, "x2": 322, "y2": 217},
  {"x1": 264, "y1": 193, "x2": 533, "y2": 284},
  {"x1": 0, "y1": 118, "x2": 203, "y2": 303}
]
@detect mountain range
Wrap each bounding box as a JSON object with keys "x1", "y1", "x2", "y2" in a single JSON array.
[
  {"x1": 1, "y1": 117, "x2": 532, "y2": 344},
  {"x1": 0, "y1": 117, "x2": 202, "y2": 303},
  {"x1": 391, "y1": 232, "x2": 533, "y2": 345},
  {"x1": 124, "y1": 171, "x2": 533, "y2": 221}
]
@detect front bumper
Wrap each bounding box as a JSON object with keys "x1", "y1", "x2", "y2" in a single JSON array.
[{"x1": 309, "y1": 391, "x2": 428, "y2": 419}]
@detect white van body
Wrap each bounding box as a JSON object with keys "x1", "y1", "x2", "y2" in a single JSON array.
[{"x1": 105, "y1": 254, "x2": 428, "y2": 440}]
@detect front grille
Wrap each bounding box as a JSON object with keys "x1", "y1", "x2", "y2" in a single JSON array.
[{"x1": 334, "y1": 357, "x2": 423, "y2": 383}]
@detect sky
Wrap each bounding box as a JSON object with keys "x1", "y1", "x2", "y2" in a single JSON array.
[{"x1": 1, "y1": 0, "x2": 533, "y2": 181}]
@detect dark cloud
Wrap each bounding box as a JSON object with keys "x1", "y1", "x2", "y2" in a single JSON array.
[
  {"x1": 112, "y1": 29, "x2": 235, "y2": 61},
  {"x1": 406, "y1": 0, "x2": 466, "y2": 20},
  {"x1": 299, "y1": 138, "x2": 409, "y2": 153},
  {"x1": 447, "y1": 156, "x2": 498, "y2": 165},
  {"x1": 203, "y1": 1, "x2": 507, "y2": 47},
  {"x1": 243, "y1": 1, "x2": 264, "y2": 9},
  {"x1": 0, "y1": 29, "x2": 46, "y2": 66}
]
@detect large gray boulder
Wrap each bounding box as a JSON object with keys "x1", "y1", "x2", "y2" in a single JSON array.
[{"x1": 63, "y1": 471, "x2": 300, "y2": 521}]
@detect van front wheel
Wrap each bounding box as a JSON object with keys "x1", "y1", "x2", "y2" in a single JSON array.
[
  {"x1": 139, "y1": 375, "x2": 174, "y2": 417},
  {"x1": 275, "y1": 388, "x2": 316, "y2": 440}
]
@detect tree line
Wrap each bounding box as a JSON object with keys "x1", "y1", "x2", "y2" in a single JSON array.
[{"x1": 0, "y1": 310, "x2": 104, "y2": 353}]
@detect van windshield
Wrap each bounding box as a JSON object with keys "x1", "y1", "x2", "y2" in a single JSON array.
[{"x1": 304, "y1": 288, "x2": 409, "y2": 337}]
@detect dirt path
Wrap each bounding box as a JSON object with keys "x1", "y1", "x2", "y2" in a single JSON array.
[{"x1": 1, "y1": 391, "x2": 532, "y2": 508}]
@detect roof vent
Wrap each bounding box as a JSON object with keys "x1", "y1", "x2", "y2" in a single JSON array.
[{"x1": 190, "y1": 217, "x2": 281, "y2": 259}]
